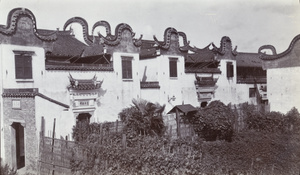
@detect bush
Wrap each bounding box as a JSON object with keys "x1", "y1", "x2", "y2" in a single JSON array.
[
  {"x1": 70, "y1": 106, "x2": 300, "y2": 174},
  {"x1": 184, "y1": 101, "x2": 234, "y2": 141},
  {"x1": 0, "y1": 158, "x2": 17, "y2": 175},
  {"x1": 244, "y1": 105, "x2": 300, "y2": 134},
  {"x1": 119, "y1": 98, "x2": 166, "y2": 136},
  {"x1": 72, "y1": 121, "x2": 114, "y2": 142}
]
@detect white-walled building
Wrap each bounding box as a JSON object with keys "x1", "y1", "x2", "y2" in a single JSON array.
[
  {"x1": 260, "y1": 34, "x2": 300, "y2": 113},
  {"x1": 0, "y1": 8, "x2": 268, "y2": 171}
]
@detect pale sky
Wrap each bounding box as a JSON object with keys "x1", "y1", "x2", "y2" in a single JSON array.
[{"x1": 0, "y1": 0, "x2": 299, "y2": 53}]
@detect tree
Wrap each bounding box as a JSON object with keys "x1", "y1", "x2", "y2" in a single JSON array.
[{"x1": 119, "y1": 98, "x2": 166, "y2": 136}]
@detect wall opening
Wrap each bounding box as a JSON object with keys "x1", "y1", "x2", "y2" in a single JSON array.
[
  {"x1": 76, "y1": 113, "x2": 91, "y2": 126},
  {"x1": 11, "y1": 122, "x2": 25, "y2": 169},
  {"x1": 201, "y1": 101, "x2": 208, "y2": 108}
]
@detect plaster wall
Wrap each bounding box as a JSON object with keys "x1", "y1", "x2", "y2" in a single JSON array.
[
  {"x1": 267, "y1": 67, "x2": 300, "y2": 113},
  {"x1": 214, "y1": 59, "x2": 237, "y2": 105},
  {"x1": 236, "y1": 83, "x2": 257, "y2": 105}
]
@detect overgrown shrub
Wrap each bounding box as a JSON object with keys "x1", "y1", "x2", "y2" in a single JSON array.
[
  {"x1": 70, "y1": 106, "x2": 300, "y2": 175},
  {"x1": 184, "y1": 100, "x2": 234, "y2": 141},
  {"x1": 244, "y1": 104, "x2": 300, "y2": 134},
  {"x1": 70, "y1": 131, "x2": 300, "y2": 175},
  {"x1": 72, "y1": 121, "x2": 114, "y2": 142},
  {"x1": 0, "y1": 158, "x2": 17, "y2": 175}
]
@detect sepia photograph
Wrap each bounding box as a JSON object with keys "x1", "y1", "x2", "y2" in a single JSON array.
[{"x1": 0, "y1": 0, "x2": 299, "y2": 174}]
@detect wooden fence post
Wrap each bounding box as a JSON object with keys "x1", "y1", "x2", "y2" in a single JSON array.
[
  {"x1": 100, "y1": 123, "x2": 103, "y2": 144},
  {"x1": 122, "y1": 134, "x2": 126, "y2": 149},
  {"x1": 116, "y1": 119, "x2": 119, "y2": 132},
  {"x1": 51, "y1": 118, "x2": 56, "y2": 175},
  {"x1": 176, "y1": 108, "x2": 181, "y2": 138}
]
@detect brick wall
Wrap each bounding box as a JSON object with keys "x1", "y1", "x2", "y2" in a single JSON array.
[{"x1": 3, "y1": 97, "x2": 37, "y2": 172}]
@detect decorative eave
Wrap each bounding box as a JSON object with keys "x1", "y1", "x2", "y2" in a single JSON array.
[
  {"x1": 63, "y1": 17, "x2": 93, "y2": 45},
  {"x1": 259, "y1": 34, "x2": 300, "y2": 60},
  {"x1": 98, "y1": 22, "x2": 143, "y2": 47},
  {"x1": 68, "y1": 74, "x2": 103, "y2": 90},
  {"x1": 178, "y1": 31, "x2": 190, "y2": 52},
  {"x1": 140, "y1": 81, "x2": 160, "y2": 89},
  {"x1": 212, "y1": 36, "x2": 237, "y2": 56},
  {"x1": 153, "y1": 27, "x2": 179, "y2": 50},
  {"x1": 0, "y1": 8, "x2": 57, "y2": 41},
  {"x1": 63, "y1": 17, "x2": 143, "y2": 47}
]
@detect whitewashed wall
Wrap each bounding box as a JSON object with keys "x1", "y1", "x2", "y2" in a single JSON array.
[
  {"x1": 267, "y1": 67, "x2": 300, "y2": 113},
  {"x1": 213, "y1": 59, "x2": 237, "y2": 105}
]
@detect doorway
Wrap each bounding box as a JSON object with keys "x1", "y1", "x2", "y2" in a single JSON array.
[
  {"x1": 76, "y1": 113, "x2": 91, "y2": 126},
  {"x1": 11, "y1": 122, "x2": 25, "y2": 169}
]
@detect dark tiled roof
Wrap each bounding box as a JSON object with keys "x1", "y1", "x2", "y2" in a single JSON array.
[
  {"x1": 69, "y1": 83, "x2": 101, "y2": 90},
  {"x1": 2, "y1": 88, "x2": 38, "y2": 98},
  {"x1": 46, "y1": 62, "x2": 113, "y2": 71},
  {"x1": 237, "y1": 76, "x2": 267, "y2": 84},
  {"x1": 140, "y1": 48, "x2": 157, "y2": 59},
  {"x1": 140, "y1": 40, "x2": 159, "y2": 59},
  {"x1": 51, "y1": 31, "x2": 87, "y2": 56},
  {"x1": 236, "y1": 52, "x2": 262, "y2": 67},
  {"x1": 186, "y1": 51, "x2": 215, "y2": 63},
  {"x1": 2, "y1": 88, "x2": 69, "y2": 108},
  {"x1": 185, "y1": 68, "x2": 221, "y2": 73},
  {"x1": 37, "y1": 29, "x2": 58, "y2": 36},
  {"x1": 167, "y1": 104, "x2": 197, "y2": 114},
  {"x1": 82, "y1": 44, "x2": 104, "y2": 57},
  {"x1": 141, "y1": 40, "x2": 157, "y2": 49},
  {"x1": 140, "y1": 81, "x2": 160, "y2": 89}
]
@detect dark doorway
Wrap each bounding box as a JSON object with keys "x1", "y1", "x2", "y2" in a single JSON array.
[
  {"x1": 201, "y1": 101, "x2": 208, "y2": 108},
  {"x1": 76, "y1": 113, "x2": 91, "y2": 126},
  {"x1": 11, "y1": 122, "x2": 25, "y2": 169}
]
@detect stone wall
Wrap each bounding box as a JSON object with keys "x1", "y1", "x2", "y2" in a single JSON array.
[{"x1": 2, "y1": 97, "x2": 37, "y2": 172}]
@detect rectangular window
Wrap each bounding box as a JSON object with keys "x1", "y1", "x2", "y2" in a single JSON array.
[
  {"x1": 14, "y1": 53, "x2": 33, "y2": 79},
  {"x1": 249, "y1": 88, "x2": 256, "y2": 97},
  {"x1": 122, "y1": 57, "x2": 133, "y2": 79},
  {"x1": 169, "y1": 58, "x2": 178, "y2": 78},
  {"x1": 227, "y1": 62, "x2": 234, "y2": 78}
]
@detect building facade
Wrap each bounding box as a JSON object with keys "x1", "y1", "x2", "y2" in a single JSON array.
[
  {"x1": 0, "y1": 8, "x2": 269, "y2": 171},
  {"x1": 259, "y1": 35, "x2": 300, "y2": 113}
]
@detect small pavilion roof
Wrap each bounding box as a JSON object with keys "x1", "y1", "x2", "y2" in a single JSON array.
[{"x1": 167, "y1": 104, "x2": 197, "y2": 115}]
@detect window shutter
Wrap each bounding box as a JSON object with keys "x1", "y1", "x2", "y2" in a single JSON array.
[
  {"x1": 122, "y1": 59, "x2": 126, "y2": 79},
  {"x1": 249, "y1": 88, "x2": 256, "y2": 97},
  {"x1": 122, "y1": 58, "x2": 132, "y2": 79},
  {"x1": 15, "y1": 55, "x2": 24, "y2": 79},
  {"x1": 169, "y1": 60, "x2": 177, "y2": 77},
  {"x1": 227, "y1": 62, "x2": 233, "y2": 77},
  {"x1": 15, "y1": 55, "x2": 32, "y2": 79},
  {"x1": 24, "y1": 56, "x2": 32, "y2": 79}
]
